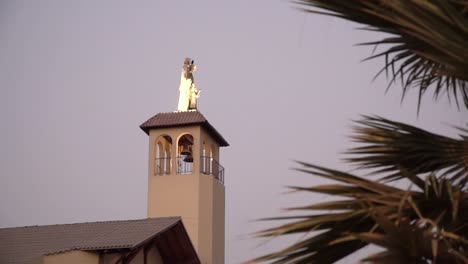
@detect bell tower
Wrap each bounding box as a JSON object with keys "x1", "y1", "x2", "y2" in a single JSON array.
[
  {"x1": 140, "y1": 58, "x2": 228, "y2": 264},
  {"x1": 140, "y1": 111, "x2": 228, "y2": 264}
]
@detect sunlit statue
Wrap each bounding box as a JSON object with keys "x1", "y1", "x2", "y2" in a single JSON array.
[{"x1": 178, "y1": 58, "x2": 201, "y2": 111}]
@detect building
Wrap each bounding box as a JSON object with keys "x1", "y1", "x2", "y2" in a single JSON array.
[
  {"x1": 0, "y1": 217, "x2": 198, "y2": 264},
  {"x1": 0, "y1": 110, "x2": 229, "y2": 264}
]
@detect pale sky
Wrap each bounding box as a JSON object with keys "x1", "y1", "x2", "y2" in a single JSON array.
[{"x1": 1, "y1": 1, "x2": 467, "y2": 263}]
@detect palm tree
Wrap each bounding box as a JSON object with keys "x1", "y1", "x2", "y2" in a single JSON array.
[
  {"x1": 295, "y1": 0, "x2": 468, "y2": 110},
  {"x1": 250, "y1": 1, "x2": 468, "y2": 263}
]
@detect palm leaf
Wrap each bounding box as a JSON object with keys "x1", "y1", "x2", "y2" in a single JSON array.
[
  {"x1": 249, "y1": 163, "x2": 468, "y2": 263},
  {"x1": 360, "y1": 207, "x2": 468, "y2": 263},
  {"x1": 347, "y1": 116, "x2": 468, "y2": 185},
  {"x1": 294, "y1": 0, "x2": 468, "y2": 109}
]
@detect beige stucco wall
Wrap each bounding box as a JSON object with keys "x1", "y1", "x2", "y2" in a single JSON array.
[
  {"x1": 200, "y1": 127, "x2": 224, "y2": 263},
  {"x1": 147, "y1": 125, "x2": 225, "y2": 264},
  {"x1": 43, "y1": 250, "x2": 98, "y2": 264},
  {"x1": 148, "y1": 174, "x2": 201, "y2": 249},
  {"x1": 212, "y1": 178, "x2": 225, "y2": 263}
]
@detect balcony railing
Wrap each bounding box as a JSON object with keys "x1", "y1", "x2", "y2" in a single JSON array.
[
  {"x1": 200, "y1": 156, "x2": 225, "y2": 184},
  {"x1": 156, "y1": 156, "x2": 225, "y2": 184}
]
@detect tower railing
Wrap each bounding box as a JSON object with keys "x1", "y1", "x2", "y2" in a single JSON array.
[
  {"x1": 200, "y1": 156, "x2": 225, "y2": 184},
  {"x1": 170, "y1": 156, "x2": 224, "y2": 184}
]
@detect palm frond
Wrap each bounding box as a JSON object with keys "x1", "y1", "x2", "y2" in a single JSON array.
[
  {"x1": 347, "y1": 116, "x2": 468, "y2": 185},
  {"x1": 360, "y1": 206, "x2": 468, "y2": 263},
  {"x1": 294, "y1": 0, "x2": 468, "y2": 109},
  {"x1": 249, "y1": 163, "x2": 468, "y2": 263}
]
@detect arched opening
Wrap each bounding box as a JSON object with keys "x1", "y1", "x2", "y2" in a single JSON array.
[
  {"x1": 210, "y1": 144, "x2": 215, "y2": 176},
  {"x1": 201, "y1": 141, "x2": 209, "y2": 174},
  {"x1": 156, "y1": 142, "x2": 163, "y2": 174},
  {"x1": 155, "y1": 135, "x2": 172, "y2": 175},
  {"x1": 177, "y1": 133, "x2": 194, "y2": 174}
]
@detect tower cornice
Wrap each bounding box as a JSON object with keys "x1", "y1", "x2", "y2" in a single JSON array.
[{"x1": 140, "y1": 111, "x2": 229, "y2": 147}]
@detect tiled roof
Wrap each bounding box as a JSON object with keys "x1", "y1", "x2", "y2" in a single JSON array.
[
  {"x1": 140, "y1": 111, "x2": 229, "y2": 147},
  {"x1": 140, "y1": 111, "x2": 207, "y2": 128},
  {"x1": 0, "y1": 217, "x2": 191, "y2": 264}
]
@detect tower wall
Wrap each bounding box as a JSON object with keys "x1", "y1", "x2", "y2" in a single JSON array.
[{"x1": 147, "y1": 125, "x2": 225, "y2": 264}]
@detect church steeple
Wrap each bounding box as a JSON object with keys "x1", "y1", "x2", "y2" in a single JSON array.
[{"x1": 140, "y1": 59, "x2": 228, "y2": 264}]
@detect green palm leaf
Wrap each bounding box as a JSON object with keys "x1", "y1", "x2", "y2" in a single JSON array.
[{"x1": 294, "y1": 0, "x2": 468, "y2": 109}]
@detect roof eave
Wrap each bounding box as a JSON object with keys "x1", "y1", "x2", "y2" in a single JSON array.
[{"x1": 140, "y1": 123, "x2": 229, "y2": 147}]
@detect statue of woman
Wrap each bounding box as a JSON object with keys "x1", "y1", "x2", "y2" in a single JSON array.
[{"x1": 178, "y1": 58, "x2": 200, "y2": 111}]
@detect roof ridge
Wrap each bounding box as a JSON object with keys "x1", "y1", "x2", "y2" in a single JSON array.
[
  {"x1": 152, "y1": 110, "x2": 205, "y2": 117},
  {"x1": 0, "y1": 216, "x2": 181, "y2": 230}
]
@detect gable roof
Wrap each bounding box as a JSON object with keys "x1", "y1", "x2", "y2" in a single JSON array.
[
  {"x1": 140, "y1": 111, "x2": 229, "y2": 147},
  {"x1": 0, "y1": 217, "x2": 199, "y2": 264}
]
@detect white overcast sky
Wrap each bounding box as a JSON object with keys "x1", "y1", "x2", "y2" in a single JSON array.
[{"x1": 1, "y1": 1, "x2": 467, "y2": 263}]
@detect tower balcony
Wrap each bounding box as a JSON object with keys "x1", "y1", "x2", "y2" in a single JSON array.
[{"x1": 155, "y1": 156, "x2": 225, "y2": 184}]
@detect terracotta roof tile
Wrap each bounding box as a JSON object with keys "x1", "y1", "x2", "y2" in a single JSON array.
[
  {"x1": 140, "y1": 111, "x2": 207, "y2": 128},
  {"x1": 0, "y1": 217, "x2": 181, "y2": 264},
  {"x1": 140, "y1": 111, "x2": 229, "y2": 147}
]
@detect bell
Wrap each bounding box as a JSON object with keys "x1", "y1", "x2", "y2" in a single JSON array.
[
  {"x1": 180, "y1": 146, "x2": 191, "y2": 155},
  {"x1": 183, "y1": 154, "x2": 193, "y2": 163}
]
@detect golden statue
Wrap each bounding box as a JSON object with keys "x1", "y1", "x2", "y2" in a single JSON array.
[{"x1": 178, "y1": 58, "x2": 201, "y2": 111}]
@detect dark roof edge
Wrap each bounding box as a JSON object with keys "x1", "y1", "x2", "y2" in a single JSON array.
[
  {"x1": 0, "y1": 217, "x2": 181, "y2": 231},
  {"x1": 139, "y1": 112, "x2": 229, "y2": 147},
  {"x1": 176, "y1": 219, "x2": 201, "y2": 263},
  {"x1": 130, "y1": 218, "x2": 200, "y2": 264},
  {"x1": 131, "y1": 217, "x2": 182, "y2": 249},
  {"x1": 201, "y1": 121, "x2": 229, "y2": 147}
]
